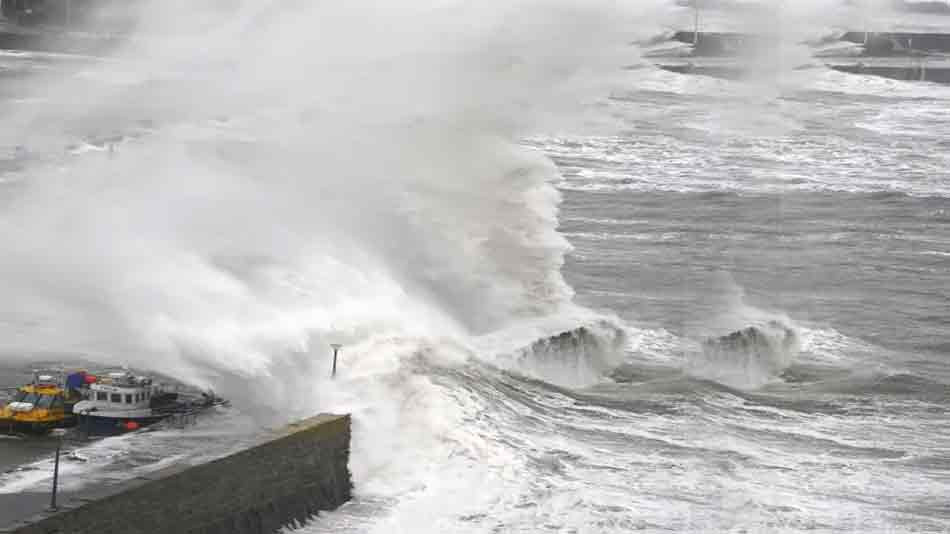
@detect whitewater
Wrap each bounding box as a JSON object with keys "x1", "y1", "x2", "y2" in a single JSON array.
[{"x1": 0, "y1": 1, "x2": 949, "y2": 532}]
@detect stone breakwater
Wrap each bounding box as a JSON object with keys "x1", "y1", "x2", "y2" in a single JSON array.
[{"x1": 0, "y1": 413, "x2": 353, "y2": 534}]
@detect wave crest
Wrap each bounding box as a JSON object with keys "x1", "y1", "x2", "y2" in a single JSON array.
[
  {"x1": 688, "y1": 320, "x2": 801, "y2": 390},
  {"x1": 485, "y1": 316, "x2": 628, "y2": 388}
]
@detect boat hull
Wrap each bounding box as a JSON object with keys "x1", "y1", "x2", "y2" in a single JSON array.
[
  {"x1": 0, "y1": 414, "x2": 77, "y2": 435},
  {"x1": 75, "y1": 413, "x2": 167, "y2": 436},
  {"x1": 0, "y1": 418, "x2": 60, "y2": 435}
]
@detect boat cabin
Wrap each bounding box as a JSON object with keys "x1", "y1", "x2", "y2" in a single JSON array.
[
  {"x1": 7, "y1": 386, "x2": 65, "y2": 412},
  {"x1": 1, "y1": 369, "x2": 88, "y2": 433},
  {"x1": 75, "y1": 372, "x2": 157, "y2": 415}
]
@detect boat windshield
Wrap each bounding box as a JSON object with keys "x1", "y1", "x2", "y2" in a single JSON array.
[
  {"x1": 19, "y1": 392, "x2": 39, "y2": 405},
  {"x1": 35, "y1": 395, "x2": 56, "y2": 409},
  {"x1": 12, "y1": 390, "x2": 27, "y2": 402}
]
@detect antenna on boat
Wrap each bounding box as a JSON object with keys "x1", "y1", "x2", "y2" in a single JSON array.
[{"x1": 330, "y1": 344, "x2": 342, "y2": 378}]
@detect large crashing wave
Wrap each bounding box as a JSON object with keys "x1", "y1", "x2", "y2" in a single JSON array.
[{"x1": 0, "y1": 1, "x2": 634, "y2": 414}]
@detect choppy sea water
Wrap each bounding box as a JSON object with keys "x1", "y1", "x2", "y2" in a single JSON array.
[
  {"x1": 0, "y1": 5, "x2": 948, "y2": 534},
  {"x1": 298, "y1": 70, "x2": 950, "y2": 533}
]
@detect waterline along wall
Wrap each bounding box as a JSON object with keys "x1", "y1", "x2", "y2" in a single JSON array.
[{"x1": 1, "y1": 414, "x2": 352, "y2": 534}]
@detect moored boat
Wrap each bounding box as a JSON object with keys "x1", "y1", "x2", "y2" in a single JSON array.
[
  {"x1": 72, "y1": 370, "x2": 227, "y2": 436},
  {"x1": 73, "y1": 371, "x2": 174, "y2": 436},
  {"x1": 0, "y1": 369, "x2": 89, "y2": 434}
]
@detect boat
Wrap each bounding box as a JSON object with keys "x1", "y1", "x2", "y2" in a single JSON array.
[
  {"x1": 72, "y1": 370, "x2": 226, "y2": 436},
  {"x1": 0, "y1": 369, "x2": 90, "y2": 435}
]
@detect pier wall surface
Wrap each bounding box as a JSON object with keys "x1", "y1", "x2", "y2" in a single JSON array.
[{"x1": 0, "y1": 414, "x2": 352, "y2": 534}]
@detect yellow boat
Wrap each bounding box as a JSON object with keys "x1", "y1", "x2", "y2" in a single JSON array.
[{"x1": 0, "y1": 370, "x2": 87, "y2": 435}]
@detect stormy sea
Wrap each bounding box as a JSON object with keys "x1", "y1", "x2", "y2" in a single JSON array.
[{"x1": 0, "y1": 1, "x2": 948, "y2": 532}]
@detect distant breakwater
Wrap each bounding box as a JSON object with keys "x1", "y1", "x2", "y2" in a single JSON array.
[
  {"x1": 650, "y1": 30, "x2": 950, "y2": 84},
  {"x1": 0, "y1": 24, "x2": 121, "y2": 55},
  {"x1": 0, "y1": 414, "x2": 352, "y2": 534}
]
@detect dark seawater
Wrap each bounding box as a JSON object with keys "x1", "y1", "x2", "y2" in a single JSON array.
[{"x1": 0, "y1": 16, "x2": 949, "y2": 534}]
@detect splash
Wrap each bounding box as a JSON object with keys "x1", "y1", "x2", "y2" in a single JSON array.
[
  {"x1": 483, "y1": 315, "x2": 629, "y2": 388},
  {"x1": 0, "y1": 1, "x2": 634, "y2": 414},
  {"x1": 684, "y1": 273, "x2": 801, "y2": 389},
  {"x1": 692, "y1": 320, "x2": 800, "y2": 389}
]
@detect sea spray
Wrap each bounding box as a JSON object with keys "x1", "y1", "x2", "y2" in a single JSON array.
[
  {"x1": 0, "y1": 4, "x2": 640, "y2": 527},
  {"x1": 691, "y1": 320, "x2": 801, "y2": 389},
  {"x1": 0, "y1": 1, "x2": 635, "y2": 414},
  {"x1": 682, "y1": 274, "x2": 802, "y2": 389}
]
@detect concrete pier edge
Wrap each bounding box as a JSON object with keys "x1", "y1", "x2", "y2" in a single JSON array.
[{"x1": 0, "y1": 413, "x2": 353, "y2": 534}]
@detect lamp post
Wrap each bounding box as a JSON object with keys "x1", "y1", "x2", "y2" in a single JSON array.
[
  {"x1": 49, "y1": 435, "x2": 62, "y2": 511},
  {"x1": 330, "y1": 344, "x2": 342, "y2": 378}
]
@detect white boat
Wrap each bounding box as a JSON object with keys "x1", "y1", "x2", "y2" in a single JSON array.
[{"x1": 72, "y1": 371, "x2": 172, "y2": 436}]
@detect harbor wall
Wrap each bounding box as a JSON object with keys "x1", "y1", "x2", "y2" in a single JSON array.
[
  {"x1": 829, "y1": 63, "x2": 950, "y2": 84},
  {"x1": 656, "y1": 62, "x2": 950, "y2": 85},
  {"x1": 1, "y1": 413, "x2": 352, "y2": 534},
  {"x1": 0, "y1": 26, "x2": 121, "y2": 56}
]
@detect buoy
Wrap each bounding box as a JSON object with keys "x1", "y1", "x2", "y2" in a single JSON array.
[
  {"x1": 84, "y1": 375, "x2": 97, "y2": 384},
  {"x1": 125, "y1": 421, "x2": 139, "y2": 431}
]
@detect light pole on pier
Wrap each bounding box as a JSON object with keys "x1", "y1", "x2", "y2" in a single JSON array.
[{"x1": 49, "y1": 434, "x2": 62, "y2": 511}]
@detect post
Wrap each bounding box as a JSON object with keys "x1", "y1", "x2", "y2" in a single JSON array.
[
  {"x1": 49, "y1": 436, "x2": 61, "y2": 510},
  {"x1": 863, "y1": 4, "x2": 869, "y2": 45},
  {"x1": 693, "y1": 0, "x2": 700, "y2": 46},
  {"x1": 330, "y1": 344, "x2": 342, "y2": 378}
]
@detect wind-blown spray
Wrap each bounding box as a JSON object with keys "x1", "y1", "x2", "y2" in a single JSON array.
[{"x1": 0, "y1": 1, "x2": 634, "y2": 413}]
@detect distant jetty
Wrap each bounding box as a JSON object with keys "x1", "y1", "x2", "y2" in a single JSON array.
[
  {"x1": 3, "y1": 2, "x2": 950, "y2": 85},
  {"x1": 1, "y1": 0, "x2": 138, "y2": 29},
  {"x1": 650, "y1": 31, "x2": 950, "y2": 84},
  {"x1": 0, "y1": 21, "x2": 122, "y2": 56},
  {"x1": 0, "y1": 0, "x2": 132, "y2": 55}
]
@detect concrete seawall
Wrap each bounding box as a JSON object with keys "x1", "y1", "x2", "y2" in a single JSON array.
[{"x1": 0, "y1": 413, "x2": 352, "y2": 534}]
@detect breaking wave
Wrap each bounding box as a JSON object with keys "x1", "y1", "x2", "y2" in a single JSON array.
[
  {"x1": 0, "y1": 4, "x2": 640, "y2": 527},
  {"x1": 689, "y1": 320, "x2": 801, "y2": 390},
  {"x1": 486, "y1": 317, "x2": 629, "y2": 388},
  {"x1": 0, "y1": 1, "x2": 634, "y2": 416},
  {"x1": 683, "y1": 277, "x2": 802, "y2": 389}
]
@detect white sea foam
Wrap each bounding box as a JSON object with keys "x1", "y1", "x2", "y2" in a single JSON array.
[
  {"x1": 0, "y1": 0, "x2": 635, "y2": 411},
  {"x1": 0, "y1": 1, "x2": 641, "y2": 530},
  {"x1": 2, "y1": 2, "x2": 947, "y2": 533},
  {"x1": 682, "y1": 276, "x2": 801, "y2": 389}
]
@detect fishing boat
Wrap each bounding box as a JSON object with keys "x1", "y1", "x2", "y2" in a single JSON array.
[
  {"x1": 0, "y1": 369, "x2": 89, "y2": 434},
  {"x1": 72, "y1": 370, "x2": 226, "y2": 436}
]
